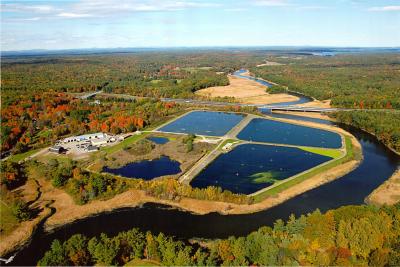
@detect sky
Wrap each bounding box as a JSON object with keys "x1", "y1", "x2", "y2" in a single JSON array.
[{"x1": 1, "y1": 0, "x2": 400, "y2": 51}]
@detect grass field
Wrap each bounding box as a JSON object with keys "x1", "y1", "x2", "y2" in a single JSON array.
[
  {"x1": 253, "y1": 136, "x2": 357, "y2": 202},
  {"x1": 7, "y1": 148, "x2": 42, "y2": 163},
  {"x1": 101, "y1": 133, "x2": 150, "y2": 154},
  {"x1": 0, "y1": 201, "x2": 18, "y2": 237}
]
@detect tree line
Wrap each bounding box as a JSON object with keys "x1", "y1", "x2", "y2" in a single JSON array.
[{"x1": 332, "y1": 111, "x2": 400, "y2": 153}]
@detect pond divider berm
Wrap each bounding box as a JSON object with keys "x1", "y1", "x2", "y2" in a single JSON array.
[{"x1": 178, "y1": 114, "x2": 257, "y2": 184}]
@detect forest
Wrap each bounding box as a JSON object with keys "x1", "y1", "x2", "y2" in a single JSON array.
[
  {"x1": 251, "y1": 54, "x2": 400, "y2": 109},
  {"x1": 332, "y1": 111, "x2": 400, "y2": 153},
  {"x1": 2, "y1": 52, "x2": 399, "y2": 154},
  {"x1": 38, "y1": 204, "x2": 400, "y2": 266},
  {"x1": 0, "y1": 96, "x2": 182, "y2": 154},
  {"x1": 0, "y1": 51, "x2": 265, "y2": 153}
]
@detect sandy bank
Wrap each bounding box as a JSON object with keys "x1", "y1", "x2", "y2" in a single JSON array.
[
  {"x1": 366, "y1": 169, "x2": 400, "y2": 206},
  {"x1": 0, "y1": 179, "x2": 52, "y2": 257},
  {"x1": 0, "y1": 206, "x2": 51, "y2": 257},
  {"x1": 296, "y1": 99, "x2": 332, "y2": 108},
  {"x1": 257, "y1": 61, "x2": 285, "y2": 67},
  {"x1": 272, "y1": 111, "x2": 334, "y2": 121},
  {"x1": 195, "y1": 75, "x2": 299, "y2": 105}
]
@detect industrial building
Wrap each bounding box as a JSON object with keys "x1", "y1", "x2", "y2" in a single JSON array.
[{"x1": 62, "y1": 132, "x2": 106, "y2": 143}]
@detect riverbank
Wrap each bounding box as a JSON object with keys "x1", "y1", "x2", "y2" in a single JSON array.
[
  {"x1": 272, "y1": 111, "x2": 334, "y2": 121},
  {"x1": 0, "y1": 178, "x2": 53, "y2": 257},
  {"x1": 366, "y1": 169, "x2": 400, "y2": 206},
  {"x1": 195, "y1": 74, "x2": 299, "y2": 105}
]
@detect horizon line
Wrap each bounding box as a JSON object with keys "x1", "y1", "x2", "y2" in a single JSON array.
[{"x1": 2, "y1": 45, "x2": 400, "y2": 53}]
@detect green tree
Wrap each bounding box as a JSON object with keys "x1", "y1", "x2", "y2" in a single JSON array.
[
  {"x1": 37, "y1": 240, "x2": 68, "y2": 266},
  {"x1": 65, "y1": 234, "x2": 90, "y2": 266},
  {"x1": 11, "y1": 199, "x2": 32, "y2": 222},
  {"x1": 88, "y1": 233, "x2": 120, "y2": 265}
]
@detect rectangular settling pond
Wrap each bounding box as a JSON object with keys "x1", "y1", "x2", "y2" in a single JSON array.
[
  {"x1": 158, "y1": 111, "x2": 245, "y2": 136},
  {"x1": 237, "y1": 118, "x2": 342, "y2": 148},
  {"x1": 191, "y1": 144, "x2": 332, "y2": 194}
]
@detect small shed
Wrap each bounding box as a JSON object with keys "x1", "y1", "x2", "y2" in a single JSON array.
[
  {"x1": 91, "y1": 138, "x2": 108, "y2": 146},
  {"x1": 49, "y1": 145, "x2": 66, "y2": 154},
  {"x1": 86, "y1": 145, "x2": 99, "y2": 152}
]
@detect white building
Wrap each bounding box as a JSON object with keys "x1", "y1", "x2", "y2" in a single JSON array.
[
  {"x1": 63, "y1": 132, "x2": 107, "y2": 143},
  {"x1": 91, "y1": 138, "x2": 109, "y2": 146}
]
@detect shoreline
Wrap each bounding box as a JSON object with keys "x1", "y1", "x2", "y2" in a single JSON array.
[
  {"x1": 365, "y1": 169, "x2": 400, "y2": 206},
  {"x1": 0, "y1": 201, "x2": 53, "y2": 257}
]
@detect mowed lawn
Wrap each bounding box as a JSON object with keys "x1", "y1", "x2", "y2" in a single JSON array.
[{"x1": 101, "y1": 133, "x2": 149, "y2": 154}]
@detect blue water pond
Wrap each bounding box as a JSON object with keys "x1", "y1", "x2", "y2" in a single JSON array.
[
  {"x1": 158, "y1": 111, "x2": 245, "y2": 136},
  {"x1": 191, "y1": 144, "x2": 332, "y2": 194},
  {"x1": 103, "y1": 156, "x2": 181, "y2": 180},
  {"x1": 237, "y1": 118, "x2": 342, "y2": 148},
  {"x1": 147, "y1": 136, "x2": 169, "y2": 144}
]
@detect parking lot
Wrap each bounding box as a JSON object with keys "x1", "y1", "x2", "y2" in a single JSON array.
[{"x1": 49, "y1": 132, "x2": 135, "y2": 156}]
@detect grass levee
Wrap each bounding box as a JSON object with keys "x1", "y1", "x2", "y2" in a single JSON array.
[{"x1": 299, "y1": 147, "x2": 342, "y2": 159}]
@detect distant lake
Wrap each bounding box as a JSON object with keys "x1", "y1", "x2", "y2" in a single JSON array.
[
  {"x1": 237, "y1": 118, "x2": 342, "y2": 148},
  {"x1": 158, "y1": 111, "x2": 245, "y2": 136},
  {"x1": 191, "y1": 144, "x2": 332, "y2": 194},
  {"x1": 103, "y1": 156, "x2": 181, "y2": 179},
  {"x1": 147, "y1": 136, "x2": 169, "y2": 144}
]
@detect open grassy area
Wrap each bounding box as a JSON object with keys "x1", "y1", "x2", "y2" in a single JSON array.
[
  {"x1": 101, "y1": 133, "x2": 150, "y2": 155},
  {"x1": 182, "y1": 66, "x2": 213, "y2": 73},
  {"x1": 0, "y1": 201, "x2": 18, "y2": 237},
  {"x1": 299, "y1": 146, "x2": 343, "y2": 159},
  {"x1": 7, "y1": 148, "x2": 42, "y2": 163},
  {"x1": 253, "y1": 136, "x2": 357, "y2": 202}
]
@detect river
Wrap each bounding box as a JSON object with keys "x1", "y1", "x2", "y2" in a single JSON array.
[{"x1": 232, "y1": 69, "x2": 313, "y2": 106}]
